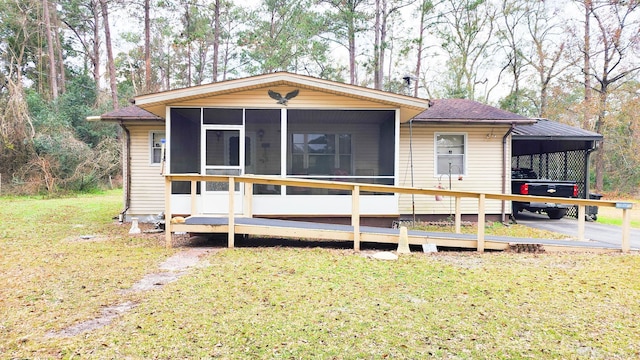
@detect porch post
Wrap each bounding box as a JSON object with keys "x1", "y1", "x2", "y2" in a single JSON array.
[
  {"x1": 477, "y1": 194, "x2": 485, "y2": 252},
  {"x1": 244, "y1": 181, "x2": 253, "y2": 218},
  {"x1": 228, "y1": 177, "x2": 235, "y2": 248},
  {"x1": 190, "y1": 180, "x2": 197, "y2": 216},
  {"x1": 352, "y1": 185, "x2": 360, "y2": 251},
  {"x1": 622, "y1": 208, "x2": 631, "y2": 253},
  {"x1": 455, "y1": 197, "x2": 462, "y2": 234},
  {"x1": 577, "y1": 205, "x2": 586, "y2": 241},
  {"x1": 165, "y1": 176, "x2": 172, "y2": 248}
]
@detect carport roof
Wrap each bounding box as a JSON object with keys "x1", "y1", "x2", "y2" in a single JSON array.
[
  {"x1": 512, "y1": 119, "x2": 602, "y2": 156},
  {"x1": 512, "y1": 118, "x2": 603, "y2": 141}
]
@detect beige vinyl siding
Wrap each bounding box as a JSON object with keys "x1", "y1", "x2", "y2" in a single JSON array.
[
  {"x1": 129, "y1": 125, "x2": 166, "y2": 217},
  {"x1": 398, "y1": 124, "x2": 512, "y2": 215}
]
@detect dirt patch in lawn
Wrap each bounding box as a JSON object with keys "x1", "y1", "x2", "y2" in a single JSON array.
[{"x1": 47, "y1": 244, "x2": 219, "y2": 338}]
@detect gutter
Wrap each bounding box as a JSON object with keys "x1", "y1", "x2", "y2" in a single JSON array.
[
  {"x1": 501, "y1": 124, "x2": 516, "y2": 223},
  {"x1": 119, "y1": 121, "x2": 132, "y2": 222}
]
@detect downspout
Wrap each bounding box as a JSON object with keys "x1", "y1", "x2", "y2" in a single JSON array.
[
  {"x1": 584, "y1": 140, "x2": 598, "y2": 199},
  {"x1": 119, "y1": 121, "x2": 131, "y2": 222},
  {"x1": 409, "y1": 119, "x2": 416, "y2": 224},
  {"x1": 501, "y1": 124, "x2": 515, "y2": 223}
]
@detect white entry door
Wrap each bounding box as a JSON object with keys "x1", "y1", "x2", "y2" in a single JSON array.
[{"x1": 202, "y1": 127, "x2": 243, "y2": 214}]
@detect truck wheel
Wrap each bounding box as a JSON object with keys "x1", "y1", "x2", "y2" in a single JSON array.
[
  {"x1": 546, "y1": 209, "x2": 567, "y2": 219},
  {"x1": 511, "y1": 203, "x2": 522, "y2": 219}
]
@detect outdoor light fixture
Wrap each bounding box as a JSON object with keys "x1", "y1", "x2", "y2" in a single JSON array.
[{"x1": 258, "y1": 129, "x2": 265, "y2": 141}]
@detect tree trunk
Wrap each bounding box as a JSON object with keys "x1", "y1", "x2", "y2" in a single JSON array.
[
  {"x1": 583, "y1": 0, "x2": 592, "y2": 130},
  {"x1": 51, "y1": 0, "x2": 66, "y2": 94},
  {"x1": 348, "y1": 22, "x2": 356, "y2": 84},
  {"x1": 92, "y1": 0, "x2": 100, "y2": 91},
  {"x1": 212, "y1": 0, "x2": 220, "y2": 82},
  {"x1": 593, "y1": 89, "x2": 607, "y2": 191},
  {"x1": 378, "y1": 0, "x2": 388, "y2": 91},
  {"x1": 43, "y1": 0, "x2": 58, "y2": 99},
  {"x1": 185, "y1": 4, "x2": 192, "y2": 87},
  {"x1": 100, "y1": 0, "x2": 118, "y2": 109},
  {"x1": 414, "y1": 0, "x2": 431, "y2": 97},
  {"x1": 144, "y1": 0, "x2": 151, "y2": 93},
  {"x1": 373, "y1": 0, "x2": 381, "y2": 89}
]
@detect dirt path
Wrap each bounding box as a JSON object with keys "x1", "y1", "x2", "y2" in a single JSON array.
[{"x1": 47, "y1": 246, "x2": 218, "y2": 338}]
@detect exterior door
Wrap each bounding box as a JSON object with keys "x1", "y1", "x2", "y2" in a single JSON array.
[{"x1": 202, "y1": 127, "x2": 243, "y2": 214}]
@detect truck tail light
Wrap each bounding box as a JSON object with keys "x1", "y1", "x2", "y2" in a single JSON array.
[
  {"x1": 520, "y1": 183, "x2": 529, "y2": 195},
  {"x1": 573, "y1": 184, "x2": 579, "y2": 197}
]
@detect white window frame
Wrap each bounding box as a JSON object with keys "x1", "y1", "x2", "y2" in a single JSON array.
[
  {"x1": 150, "y1": 131, "x2": 166, "y2": 165},
  {"x1": 434, "y1": 132, "x2": 466, "y2": 177}
]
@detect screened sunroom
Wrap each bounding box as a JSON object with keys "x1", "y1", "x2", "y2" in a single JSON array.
[{"x1": 168, "y1": 107, "x2": 399, "y2": 216}]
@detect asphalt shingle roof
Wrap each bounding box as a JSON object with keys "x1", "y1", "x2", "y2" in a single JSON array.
[
  {"x1": 412, "y1": 98, "x2": 534, "y2": 123},
  {"x1": 99, "y1": 105, "x2": 163, "y2": 121}
]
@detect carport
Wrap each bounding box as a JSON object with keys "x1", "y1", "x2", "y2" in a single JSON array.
[{"x1": 511, "y1": 119, "x2": 603, "y2": 218}]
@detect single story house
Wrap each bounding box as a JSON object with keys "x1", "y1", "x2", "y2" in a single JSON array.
[{"x1": 91, "y1": 72, "x2": 537, "y2": 226}]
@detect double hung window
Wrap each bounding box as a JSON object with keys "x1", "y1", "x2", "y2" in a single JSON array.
[
  {"x1": 435, "y1": 133, "x2": 465, "y2": 175},
  {"x1": 151, "y1": 131, "x2": 166, "y2": 164}
]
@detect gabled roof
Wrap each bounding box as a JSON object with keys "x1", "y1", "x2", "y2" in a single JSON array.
[
  {"x1": 132, "y1": 72, "x2": 431, "y2": 122},
  {"x1": 90, "y1": 105, "x2": 163, "y2": 122},
  {"x1": 412, "y1": 98, "x2": 535, "y2": 124}
]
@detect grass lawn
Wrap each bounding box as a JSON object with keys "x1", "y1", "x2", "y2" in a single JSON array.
[
  {"x1": 595, "y1": 199, "x2": 640, "y2": 228},
  {"x1": 1, "y1": 190, "x2": 639, "y2": 359}
]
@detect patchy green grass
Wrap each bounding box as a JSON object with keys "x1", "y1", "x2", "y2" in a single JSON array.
[
  {"x1": 595, "y1": 200, "x2": 640, "y2": 228},
  {"x1": 0, "y1": 190, "x2": 175, "y2": 358},
  {"x1": 2, "y1": 191, "x2": 640, "y2": 359}
]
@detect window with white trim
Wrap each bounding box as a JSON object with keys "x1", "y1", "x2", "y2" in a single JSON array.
[
  {"x1": 151, "y1": 131, "x2": 166, "y2": 164},
  {"x1": 435, "y1": 133, "x2": 465, "y2": 175}
]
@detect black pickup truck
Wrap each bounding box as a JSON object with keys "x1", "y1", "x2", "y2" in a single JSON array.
[{"x1": 511, "y1": 168, "x2": 578, "y2": 219}]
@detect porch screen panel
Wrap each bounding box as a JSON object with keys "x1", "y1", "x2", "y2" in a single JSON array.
[
  {"x1": 287, "y1": 110, "x2": 395, "y2": 195},
  {"x1": 170, "y1": 108, "x2": 201, "y2": 194},
  {"x1": 203, "y1": 108, "x2": 242, "y2": 125},
  {"x1": 246, "y1": 109, "x2": 281, "y2": 194}
]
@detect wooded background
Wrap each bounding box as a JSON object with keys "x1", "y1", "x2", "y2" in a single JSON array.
[{"x1": 0, "y1": 0, "x2": 638, "y2": 195}]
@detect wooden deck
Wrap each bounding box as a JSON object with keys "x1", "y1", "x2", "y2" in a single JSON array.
[{"x1": 164, "y1": 174, "x2": 634, "y2": 253}]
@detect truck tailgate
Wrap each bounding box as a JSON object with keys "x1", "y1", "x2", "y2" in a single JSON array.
[{"x1": 521, "y1": 180, "x2": 576, "y2": 197}]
